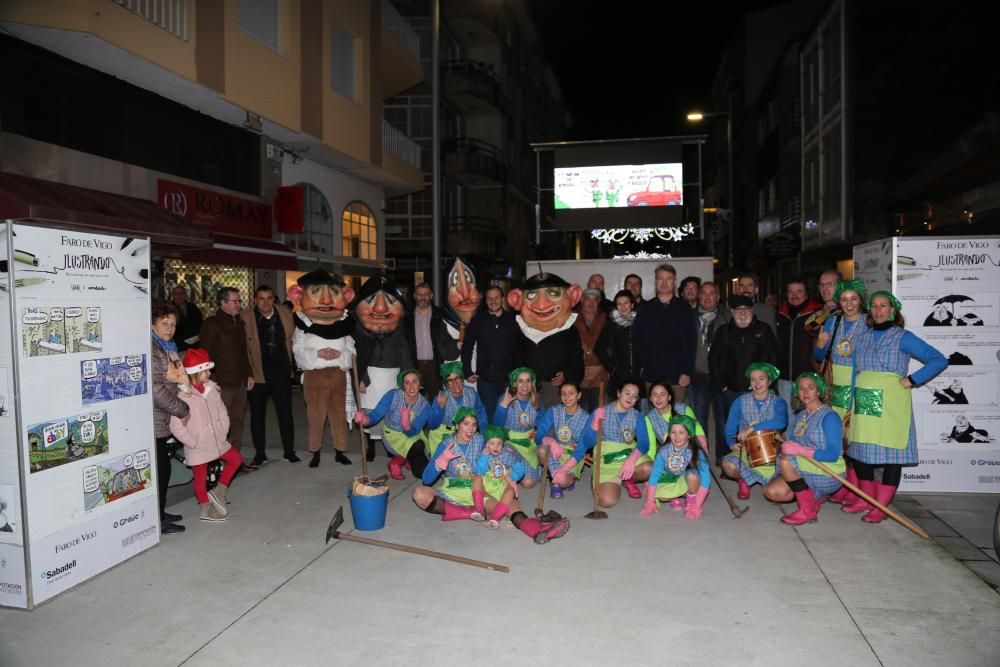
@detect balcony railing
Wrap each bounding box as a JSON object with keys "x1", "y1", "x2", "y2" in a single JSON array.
[
  {"x1": 383, "y1": 120, "x2": 421, "y2": 168},
  {"x1": 445, "y1": 216, "x2": 499, "y2": 235},
  {"x1": 382, "y1": 0, "x2": 420, "y2": 60},
  {"x1": 442, "y1": 59, "x2": 507, "y2": 114},
  {"x1": 111, "y1": 0, "x2": 188, "y2": 40}
]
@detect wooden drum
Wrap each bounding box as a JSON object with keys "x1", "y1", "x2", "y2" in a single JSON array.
[{"x1": 745, "y1": 430, "x2": 779, "y2": 467}]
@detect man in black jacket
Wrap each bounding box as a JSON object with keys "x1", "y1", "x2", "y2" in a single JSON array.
[
  {"x1": 633, "y1": 264, "x2": 698, "y2": 402},
  {"x1": 708, "y1": 295, "x2": 780, "y2": 462},
  {"x1": 508, "y1": 273, "x2": 585, "y2": 408},
  {"x1": 405, "y1": 283, "x2": 459, "y2": 399},
  {"x1": 462, "y1": 286, "x2": 518, "y2": 423}
]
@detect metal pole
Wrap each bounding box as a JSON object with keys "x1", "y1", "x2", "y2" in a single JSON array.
[
  {"x1": 535, "y1": 148, "x2": 541, "y2": 246},
  {"x1": 431, "y1": 0, "x2": 442, "y2": 303},
  {"x1": 697, "y1": 140, "x2": 704, "y2": 241},
  {"x1": 726, "y1": 93, "x2": 734, "y2": 270}
]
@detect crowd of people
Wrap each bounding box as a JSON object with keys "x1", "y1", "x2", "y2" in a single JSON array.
[{"x1": 150, "y1": 263, "x2": 946, "y2": 541}]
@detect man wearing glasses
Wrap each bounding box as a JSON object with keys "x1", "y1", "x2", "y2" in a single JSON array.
[{"x1": 200, "y1": 287, "x2": 256, "y2": 469}]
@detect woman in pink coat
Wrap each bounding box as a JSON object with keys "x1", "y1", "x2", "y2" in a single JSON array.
[{"x1": 169, "y1": 349, "x2": 243, "y2": 522}]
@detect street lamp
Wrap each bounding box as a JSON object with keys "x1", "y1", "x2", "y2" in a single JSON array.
[{"x1": 687, "y1": 96, "x2": 734, "y2": 268}]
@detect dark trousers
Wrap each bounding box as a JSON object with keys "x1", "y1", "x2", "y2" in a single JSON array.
[
  {"x1": 477, "y1": 378, "x2": 505, "y2": 425},
  {"x1": 155, "y1": 436, "x2": 172, "y2": 518},
  {"x1": 718, "y1": 389, "x2": 745, "y2": 462},
  {"x1": 581, "y1": 387, "x2": 601, "y2": 413},
  {"x1": 248, "y1": 373, "x2": 295, "y2": 456},
  {"x1": 687, "y1": 380, "x2": 712, "y2": 431},
  {"x1": 416, "y1": 360, "x2": 441, "y2": 400}
]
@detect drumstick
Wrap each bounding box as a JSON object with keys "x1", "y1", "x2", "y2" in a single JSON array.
[
  {"x1": 708, "y1": 461, "x2": 748, "y2": 518},
  {"x1": 807, "y1": 459, "x2": 928, "y2": 540}
]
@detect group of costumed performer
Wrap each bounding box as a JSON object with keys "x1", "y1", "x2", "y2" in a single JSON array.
[
  {"x1": 536, "y1": 381, "x2": 591, "y2": 498},
  {"x1": 812, "y1": 279, "x2": 869, "y2": 505},
  {"x1": 353, "y1": 369, "x2": 431, "y2": 479},
  {"x1": 426, "y1": 361, "x2": 488, "y2": 454},
  {"x1": 720, "y1": 362, "x2": 789, "y2": 499},
  {"x1": 287, "y1": 270, "x2": 356, "y2": 468},
  {"x1": 411, "y1": 407, "x2": 571, "y2": 544},
  {"x1": 493, "y1": 367, "x2": 544, "y2": 488},
  {"x1": 841, "y1": 291, "x2": 946, "y2": 523}
]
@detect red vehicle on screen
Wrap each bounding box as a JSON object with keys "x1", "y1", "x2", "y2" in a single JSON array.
[{"x1": 627, "y1": 174, "x2": 682, "y2": 206}]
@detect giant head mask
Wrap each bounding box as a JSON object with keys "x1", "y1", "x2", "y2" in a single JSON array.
[
  {"x1": 507, "y1": 272, "x2": 582, "y2": 333},
  {"x1": 286, "y1": 270, "x2": 354, "y2": 324},
  {"x1": 445, "y1": 257, "x2": 481, "y2": 326},
  {"x1": 355, "y1": 277, "x2": 406, "y2": 334}
]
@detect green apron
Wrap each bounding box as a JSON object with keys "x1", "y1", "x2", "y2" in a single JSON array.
[
  {"x1": 830, "y1": 363, "x2": 853, "y2": 417},
  {"x1": 555, "y1": 445, "x2": 586, "y2": 478},
  {"x1": 653, "y1": 471, "x2": 689, "y2": 502},
  {"x1": 795, "y1": 453, "x2": 846, "y2": 477},
  {"x1": 480, "y1": 458, "x2": 514, "y2": 501},
  {"x1": 850, "y1": 370, "x2": 910, "y2": 449},
  {"x1": 438, "y1": 473, "x2": 473, "y2": 506},
  {"x1": 507, "y1": 429, "x2": 538, "y2": 469},
  {"x1": 598, "y1": 440, "x2": 651, "y2": 484},
  {"x1": 427, "y1": 424, "x2": 454, "y2": 453},
  {"x1": 383, "y1": 425, "x2": 425, "y2": 458},
  {"x1": 732, "y1": 449, "x2": 776, "y2": 480}
]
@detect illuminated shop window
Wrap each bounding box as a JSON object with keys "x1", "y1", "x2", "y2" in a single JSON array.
[{"x1": 342, "y1": 201, "x2": 377, "y2": 260}]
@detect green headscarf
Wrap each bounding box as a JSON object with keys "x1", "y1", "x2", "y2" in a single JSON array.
[
  {"x1": 744, "y1": 362, "x2": 780, "y2": 383},
  {"x1": 396, "y1": 368, "x2": 420, "y2": 388},
  {"x1": 439, "y1": 360, "x2": 463, "y2": 381},
  {"x1": 668, "y1": 414, "x2": 697, "y2": 438},
  {"x1": 868, "y1": 290, "x2": 902, "y2": 320},
  {"x1": 793, "y1": 371, "x2": 829, "y2": 398},
  {"x1": 508, "y1": 367, "x2": 537, "y2": 386},
  {"x1": 452, "y1": 406, "x2": 479, "y2": 426},
  {"x1": 482, "y1": 424, "x2": 507, "y2": 443},
  {"x1": 834, "y1": 278, "x2": 867, "y2": 304}
]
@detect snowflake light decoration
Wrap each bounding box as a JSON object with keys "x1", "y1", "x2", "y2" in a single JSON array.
[{"x1": 591, "y1": 223, "x2": 695, "y2": 245}]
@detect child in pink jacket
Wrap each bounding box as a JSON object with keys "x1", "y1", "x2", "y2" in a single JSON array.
[{"x1": 169, "y1": 349, "x2": 242, "y2": 522}]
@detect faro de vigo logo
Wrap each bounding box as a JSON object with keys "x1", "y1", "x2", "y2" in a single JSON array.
[{"x1": 163, "y1": 190, "x2": 188, "y2": 216}]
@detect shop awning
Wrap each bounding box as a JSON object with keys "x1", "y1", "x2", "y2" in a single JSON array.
[
  {"x1": 181, "y1": 233, "x2": 300, "y2": 270},
  {"x1": 0, "y1": 172, "x2": 212, "y2": 249}
]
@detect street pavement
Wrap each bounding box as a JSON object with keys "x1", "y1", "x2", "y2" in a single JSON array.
[{"x1": 1, "y1": 394, "x2": 999, "y2": 666}]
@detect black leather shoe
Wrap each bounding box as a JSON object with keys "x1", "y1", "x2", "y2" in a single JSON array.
[
  {"x1": 162, "y1": 512, "x2": 183, "y2": 523},
  {"x1": 335, "y1": 452, "x2": 352, "y2": 465},
  {"x1": 366, "y1": 446, "x2": 376, "y2": 462},
  {"x1": 284, "y1": 452, "x2": 301, "y2": 463},
  {"x1": 308, "y1": 452, "x2": 321, "y2": 468},
  {"x1": 252, "y1": 453, "x2": 268, "y2": 466},
  {"x1": 161, "y1": 521, "x2": 186, "y2": 535}
]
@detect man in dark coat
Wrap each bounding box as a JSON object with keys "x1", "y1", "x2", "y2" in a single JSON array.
[
  {"x1": 708, "y1": 295, "x2": 780, "y2": 462},
  {"x1": 633, "y1": 263, "x2": 698, "y2": 402},
  {"x1": 404, "y1": 282, "x2": 459, "y2": 399},
  {"x1": 507, "y1": 273, "x2": 584, "y2": 408},
  {"x1": 462, "y1": 285, "x2": 518, "y2": 423}
]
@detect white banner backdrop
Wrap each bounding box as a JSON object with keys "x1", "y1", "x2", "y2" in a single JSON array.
[{"x1": 856, "y1": 236, "x2": 1000, "y2": 493}]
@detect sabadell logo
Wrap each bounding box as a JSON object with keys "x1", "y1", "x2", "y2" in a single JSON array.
[{"x1": 40, "y1": 559, "x2": 77, "y2": 580}]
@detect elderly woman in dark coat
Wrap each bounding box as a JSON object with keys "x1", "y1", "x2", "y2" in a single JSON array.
[{"x1": 151, "y1": 301, "x2": 190, "y2": 535}]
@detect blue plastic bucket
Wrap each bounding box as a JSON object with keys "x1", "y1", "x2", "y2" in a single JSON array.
[{"x1": 348, "y1": 490, "x2": 388, "y2": 531}]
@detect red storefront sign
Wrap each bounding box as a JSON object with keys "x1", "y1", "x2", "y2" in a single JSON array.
[
  {"x1": 157, "y1": 179, "x2": 271, "y2": 238},
  {"x1": 274, "y1": 185, "x2": 305, "y2": 233}
]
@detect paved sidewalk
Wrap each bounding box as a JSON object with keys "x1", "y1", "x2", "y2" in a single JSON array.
[{"x1": 2, "y1": 398, "x2": 999, "y2": 666}]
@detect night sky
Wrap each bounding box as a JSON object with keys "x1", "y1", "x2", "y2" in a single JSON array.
[{"x1": 527, "y1": 0, "x2": 793, "y2": 141}]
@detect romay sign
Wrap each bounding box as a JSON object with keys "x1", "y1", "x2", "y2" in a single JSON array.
[{"x1": 157, "y1": 179, "x2": 271, "y2": 238}]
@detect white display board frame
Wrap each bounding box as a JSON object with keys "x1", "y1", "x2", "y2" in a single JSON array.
[
  {"x1": 854, "y1": 236, "x2": 1000, "y2": 493},
  {"x1": 1, "y1": 221, "x2": 160, "y2": 609}
]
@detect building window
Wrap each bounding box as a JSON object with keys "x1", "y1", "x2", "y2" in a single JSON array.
[
  {"x1": 238, "y1": 0, "x2": 281, "y2": 51},
  {"x1": 342, "y1": 201, "x2": 377, "y2": 260},
  {"x1": 282, "y1": 183, "x2": 332, "y2": 255},
  {"x1": 331, "y1": 24, "x2": 358, "y2": 101}
]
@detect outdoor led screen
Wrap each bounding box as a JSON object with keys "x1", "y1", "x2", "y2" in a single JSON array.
[{"x1": 554, "y1": 163, "x2": 684, "y2": 209}]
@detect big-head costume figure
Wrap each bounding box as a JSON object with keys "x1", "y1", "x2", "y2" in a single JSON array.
[
  {"x1": 354, "y1": 277, "x2": 414, "y2": 444},
  {"x1": 442, "y1": 257, "x2": 482, "y2": 372},
  {"x1": 287, "y1": 270, "x2": 356, "y2": 467},
  {"x1": 508, "y1": 272, "x2": 585, "y2": 406}
]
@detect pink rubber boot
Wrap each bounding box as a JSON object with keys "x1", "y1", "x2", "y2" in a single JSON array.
[
  {"x1": 828, "y1": 467, "x2": 859, "y2": 505},
  {"x1": 842, "y1": 478, "x2": 875, "y2": 514},
  {"x1": 486, "y1": 502, "x2": 508, "y2": 529},
  {"x1": 471, "y1": 491, "x2": 486, "y2": 521},
  {"x1": 519, "y1": 517, "x2": 571, "y2": 544},
  {"x1": 388, "y1": 455, "x2": 406, "y2": 481},
  {"x1": 441, "y1": 502, "x2": 473, "y2": 521},
  {"x1": 737, "y1": 479, "x2": 751, "y2": 500},
  {"x1": 862, "y1": 483, "x2": 897, "y2": 524},
  {"x1": 781, "y1": 489, "x2": 819, "y2": 525}
]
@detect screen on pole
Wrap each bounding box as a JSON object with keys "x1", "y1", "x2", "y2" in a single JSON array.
[{"x1": 551, "y1": 140, "x2": 685, "y2": 231}]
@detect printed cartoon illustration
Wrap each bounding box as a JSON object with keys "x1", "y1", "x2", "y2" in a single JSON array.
[
  {"x1": 80, "y1": 355, "x2": 148, "y2": 405},
  {"x1": 27, "y1": 411, "x2": 109, "y2": 473},
  {"x1": 82, "y1": 450, "x2": 152, "y2": 511}
]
